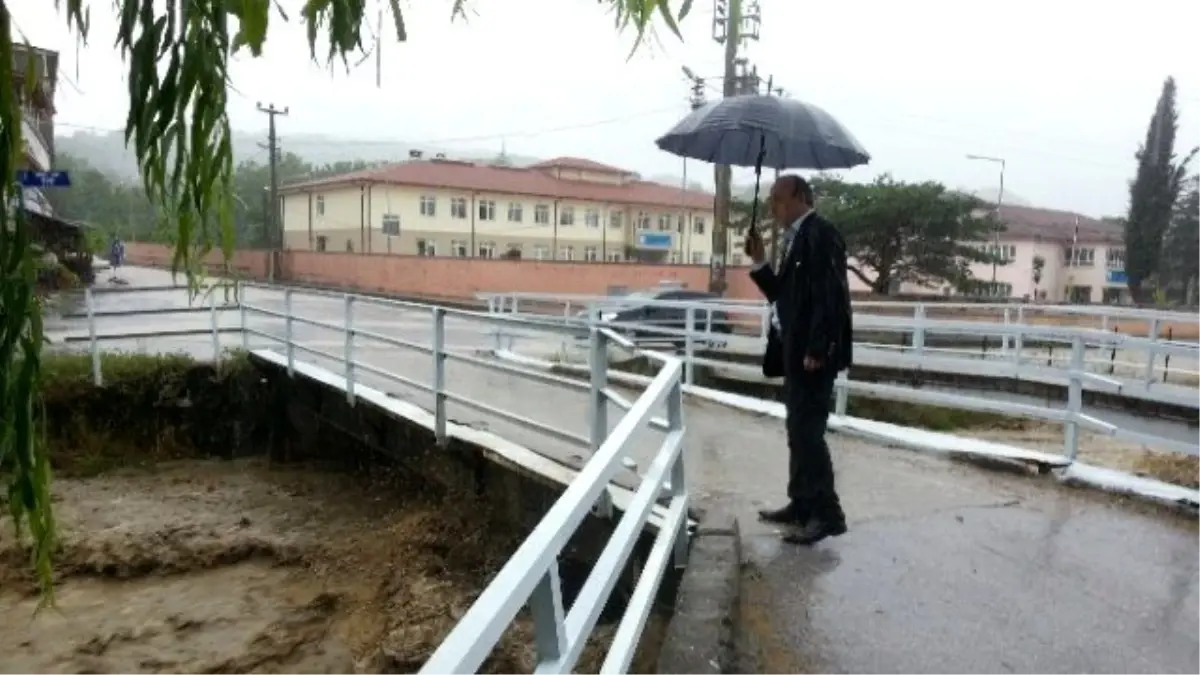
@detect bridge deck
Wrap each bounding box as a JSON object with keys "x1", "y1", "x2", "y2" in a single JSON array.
[{"x1": 60, "y1": 268, "x2": 1200, "y2": 673}]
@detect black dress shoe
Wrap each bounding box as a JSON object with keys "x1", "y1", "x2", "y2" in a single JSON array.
[
  {"x1": 758, "y1": 504, "x2": 807, "y2": 525},
  {"x1": 781, "y1": 519, "x2": 847, "y2": 546}
]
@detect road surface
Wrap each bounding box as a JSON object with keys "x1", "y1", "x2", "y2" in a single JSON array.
[{"x1": 48, "y1": 268, "x2": 1200, "y2": 673}]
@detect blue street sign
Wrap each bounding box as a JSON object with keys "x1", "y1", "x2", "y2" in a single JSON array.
[
  {"x1": 1106, "y1": 269, "x2": 1127, "y2": 285},
  {"x1": 637, "y1": 232, "x2": 672, "y2": 249},
  {"x1": 16, "y1": 170, "x2": 71, "y2": 188}
]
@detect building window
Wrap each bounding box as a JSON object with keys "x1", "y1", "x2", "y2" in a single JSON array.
[
  {"x1": 315, "y1": 235, "x2": 328, "y2": 252},
  {"x1": 419, "y1": 195, "x2": 437, "y2": 217},
  {"x1": 451, "y1": 197, "x2": 468, "y2": 219},
  {"x1": 657, "y1": 214, "x2": 672, "y2": 231},
  {"x1": 535, "y1": 204, "x2": 550, "y2": 225},
  {"x1": 451, "y1": 240, "x2": 468, "y2": 257},
  {"x1": 986, "y1": 244, "x2": 1016, "y2": 261},
  {"x1": 478, "y1": 241, "x2": 496, "y2": 258},
  {"x1": 732, "y1": 254, "x2": 744, "y2": 266},
  {"x1": 691, "y1": 251, "x2": 705, "y2": 264},
  {"x1": 609, "y1": 211, "x2": 623, "y2": 229},
  {"x1": 1065, "y1": 247, "x2": 1095, "y2": 267},
  {"x1": 636, "y1": 212, "x2": 651, "y2": 230},
  {"x1": 1106, "y1": 247, "x2": 1125, "y2": 270},
  {"x1": 560, "y1": 246, "x2": 575, "y2": 261},
  {"x1": 416, "y1": 239, "x2": 437, "y2": 256},
  {"x1": 669, "y1": 251, "x2": 680, "y2": 264},
  {"x1": 584, "y1": 246, "x2": 598, "y2": 262},
  {"x1": 345, "y1": 239, "x2": 354, "y2": 252},
  {"x1": 381, "y1": 213, "x2": 400, "y2": 236},
  {"x1": 504, "y1": 244, "x2": 522, "y2": 259},
  {"x1": 677, "y1": 215, "x2": 687, "y2": 233},
  {"x1": 507, "y1": 202, "x2": 523, "y2": 222},
  {"x1": 316, "y1": 195, "x2": 325, "y2": 216},
  {"x1": 605, "y1": 249, "x2": 622, "y2": 262},
  {"x1": 478, "y1": 199, "x2": 496, "y2": 221},
  {"x1": 585, "y1": 209, "x2": 600, "y2": 228},
  {"x1": 693, "y1": 216, "x2": 706, "y2": 235},
  {"x1": 559, "y1": 206, "x2": 575, "y2": 226},
  {"x1": 533, "y1": 244, "x2": 549, "y2": 260}
]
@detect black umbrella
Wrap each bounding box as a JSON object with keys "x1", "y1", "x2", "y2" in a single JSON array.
[{"x1": 655, "y1": 94, "x2": 871, "y2": 234}]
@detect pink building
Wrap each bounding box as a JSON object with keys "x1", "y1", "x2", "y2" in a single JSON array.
[{"x1": 845, "y1": 204, "x2": 1128, "y2": 304}]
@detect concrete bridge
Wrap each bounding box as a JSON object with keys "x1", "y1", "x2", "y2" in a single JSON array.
[{"x1": 49, "y1": 267, "x2": 1199, "y2": 674}]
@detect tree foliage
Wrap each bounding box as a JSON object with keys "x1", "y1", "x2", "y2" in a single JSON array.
[
  {"x1": 2, "y1": 0, "x2": 692, "y2": 599},
  {"x1": 811, "y1": 175, "x2": 1003, "y2": 294},
  {"x1": 1160, "y1": 176, "x2": 1199, "y2": 303},
  {"x1": 1124, "y1": 76, "x2": 1198, "y2": 302}
]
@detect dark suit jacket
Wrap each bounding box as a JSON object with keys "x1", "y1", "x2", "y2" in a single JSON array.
[{"x1": 750, "y1": 213, "x2": 853, "y2": 379}]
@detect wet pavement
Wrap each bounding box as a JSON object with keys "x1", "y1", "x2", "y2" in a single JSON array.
[{"x1": 50, "y1": 268, "x2": 1200, "y2": 674}]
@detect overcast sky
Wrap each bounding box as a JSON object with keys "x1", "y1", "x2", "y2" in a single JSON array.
[{"x1": 14, "y1": 0, "x2": 1200, "y2": 217}]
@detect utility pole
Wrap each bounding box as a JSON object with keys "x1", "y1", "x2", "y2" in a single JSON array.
[
  {"x1": 710, "y1": 0, "x2": 761, "y2": 293},
  {"x1": 257, "y1": 102, "x2": 288, "y2": 282},
  {"x1": 679, "y1": 67, "x2": 709, "y2": 265}
]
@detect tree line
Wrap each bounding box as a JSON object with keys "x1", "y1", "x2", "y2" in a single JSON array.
[{"x1": 46, "y1": 152, "x2": 381, "y2": 250}]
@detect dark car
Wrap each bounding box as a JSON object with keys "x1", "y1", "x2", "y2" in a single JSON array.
[{"x1": 584, "y1": 289, "x2": 734, "y2": 348}]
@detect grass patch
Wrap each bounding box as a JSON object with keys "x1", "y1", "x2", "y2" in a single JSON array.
[
  {"x1": 1131, "y1": 451, "x2": 1199, "y2": 489},
  {"x1": 38, "y1": 350, "x2": 273, "y2": 477}
]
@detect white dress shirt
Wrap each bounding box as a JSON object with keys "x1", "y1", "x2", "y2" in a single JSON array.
[{"x1": 751, "y1": 210, "x2": 814, "y2": 332}]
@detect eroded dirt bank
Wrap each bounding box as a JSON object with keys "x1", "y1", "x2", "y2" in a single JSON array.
[{"x1": 0, "y1": 458, "x2": 563, "y2": 673}]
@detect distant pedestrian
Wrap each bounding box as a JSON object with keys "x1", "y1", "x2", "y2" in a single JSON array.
[{"x1": 108, "y1": 235, "x2": 125, "y2": 279}]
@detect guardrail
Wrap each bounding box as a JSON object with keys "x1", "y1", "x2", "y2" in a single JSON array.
[
  {"x1": 481, "y1": 294, "x2": 1200, "y2": 461},
  {"x1": 51, "y1": 281, "x2": 691, "y2": 674}
]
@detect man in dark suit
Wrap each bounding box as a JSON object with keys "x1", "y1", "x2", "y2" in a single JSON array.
[{"x1": 744, "y1": 174, "x2": 853, "y2": 546}]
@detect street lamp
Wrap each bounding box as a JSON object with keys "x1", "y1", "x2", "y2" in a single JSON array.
[{"x1": 966, "y1": 153, "x2": 1006, "y2": 284}]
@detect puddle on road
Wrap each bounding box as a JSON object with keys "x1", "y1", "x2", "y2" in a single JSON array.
[{"x1": 0, "y1": 458, "x2": 551, "y2": 673}]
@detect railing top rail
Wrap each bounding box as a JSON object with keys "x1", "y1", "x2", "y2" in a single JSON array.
[{"x1": 239, "y1": 281, "x2": 597, "y2": 338}]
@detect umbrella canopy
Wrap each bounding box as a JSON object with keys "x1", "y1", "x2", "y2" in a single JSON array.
[{"x1": 655, "y1": 94, "x2": 871, "y2": 171}]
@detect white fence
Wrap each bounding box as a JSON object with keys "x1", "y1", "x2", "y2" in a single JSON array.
[
  {"x1": 53, "y1": 282, "x2": 692, "y2": 674},
  {"x1": 479, "y1": 292, "x2": 1200, "y2": 461}
]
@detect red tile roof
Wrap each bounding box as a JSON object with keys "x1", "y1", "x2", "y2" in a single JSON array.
[
  {"x1": 528, "y1": 156, "x2": 632, "y2": 174},
  {"x1": 987, "y1": 204, "x2": 1123, "y2": 245},
  {"x1": 282, "y1": 158, "x2": 713, "y2": 210}
]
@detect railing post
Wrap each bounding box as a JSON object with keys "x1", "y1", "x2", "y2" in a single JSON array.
[
  {"x1": 1064, "y1": 335, "x2": 1083, "y2": 462},
  {"x1": 834, "y1": 369, "x2": 849, "y2": 416},
  {"x1": 239, "y1": 281, "x2": 249, "y2": 350},
  {"x1": 432, "y1": 307, "x2": 448, "y2": 446},
  {"x1": 1011, "y1": 306, "x2": 1024, "y2": 368},
  {"x1": 85, "y1": 287, "x2": 102, "y2": 386},
  {"x1": 1143, "y1": 318, "x2": 1159, "y2": 387},
  {"x1": 683, "y1": 306, "x2": 695, "y2": 386},
  {"x1": 284, "y1": 288, "x2": 295, "y2": 377},
  {"x1": 209, "y1": 290, "x2": 221, "y2": 370},
  {"x1": 912, "y1": 305, "x2": 925, "y2": 356},
  {"x1": 589, "y1": 325, "x2": 613, "y2": 519},
  {"x1": 667, "y1": 375, "x2": 688, "y2": 568},
  {"x1": 344, "y1": 295, "x2": 356, "y2": 405},
  {"x1": 1002, "y1": 307, "x2": 1012, "y2": 356},
  {"x1": 529, "y1": 564, "x2": 568, "y2": 671}
]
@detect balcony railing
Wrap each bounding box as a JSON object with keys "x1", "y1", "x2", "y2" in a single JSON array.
[{"x1": 21, "y1": 111, "x2": 51, "y2": 170}]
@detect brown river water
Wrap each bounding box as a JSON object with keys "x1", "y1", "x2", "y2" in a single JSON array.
[{"x1": 0, "y1": 458, "x2": 559, "y2": 673}]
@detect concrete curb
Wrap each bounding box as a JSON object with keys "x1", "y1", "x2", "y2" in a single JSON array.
[{"x1": 656, "y1": 515, "x2": 742, "y2": 674}]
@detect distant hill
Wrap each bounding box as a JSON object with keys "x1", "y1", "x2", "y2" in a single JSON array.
[{"x1": 54, "y1": 129, "x2": 544, "y2": 180}]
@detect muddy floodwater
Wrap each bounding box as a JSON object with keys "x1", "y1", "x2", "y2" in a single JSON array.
[{"x1": 0, "y1": 458, "x2": 553, "y2": 673}]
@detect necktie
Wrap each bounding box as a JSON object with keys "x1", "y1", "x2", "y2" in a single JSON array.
[{"x1": 769, "y1": 227, "x2": 796, "y2": 332}]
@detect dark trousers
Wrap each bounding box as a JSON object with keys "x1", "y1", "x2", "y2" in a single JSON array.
[{"x1": 784, "y1": 367, "x2": 845, "y2": 524}]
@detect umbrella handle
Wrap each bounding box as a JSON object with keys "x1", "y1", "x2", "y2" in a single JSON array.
[{"x1": 747, "y1": 136, "x2": 766, "y2": 236}]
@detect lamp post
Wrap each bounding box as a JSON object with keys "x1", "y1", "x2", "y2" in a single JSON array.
[{"x1": 966, "y1": 153, "x2": 1006, "y2": 284}]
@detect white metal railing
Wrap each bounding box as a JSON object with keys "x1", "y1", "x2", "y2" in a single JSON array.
[
  {"x1": 56, "y1": 281, "x2": 691, "y2": 674},
  {"x1": 481, "y1": 295, "x2": 1199, "y2": 462}
]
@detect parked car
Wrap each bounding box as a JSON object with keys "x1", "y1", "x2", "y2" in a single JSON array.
[{"x1": 578, "y1": 289, "x2": 734, "y2": 348}]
